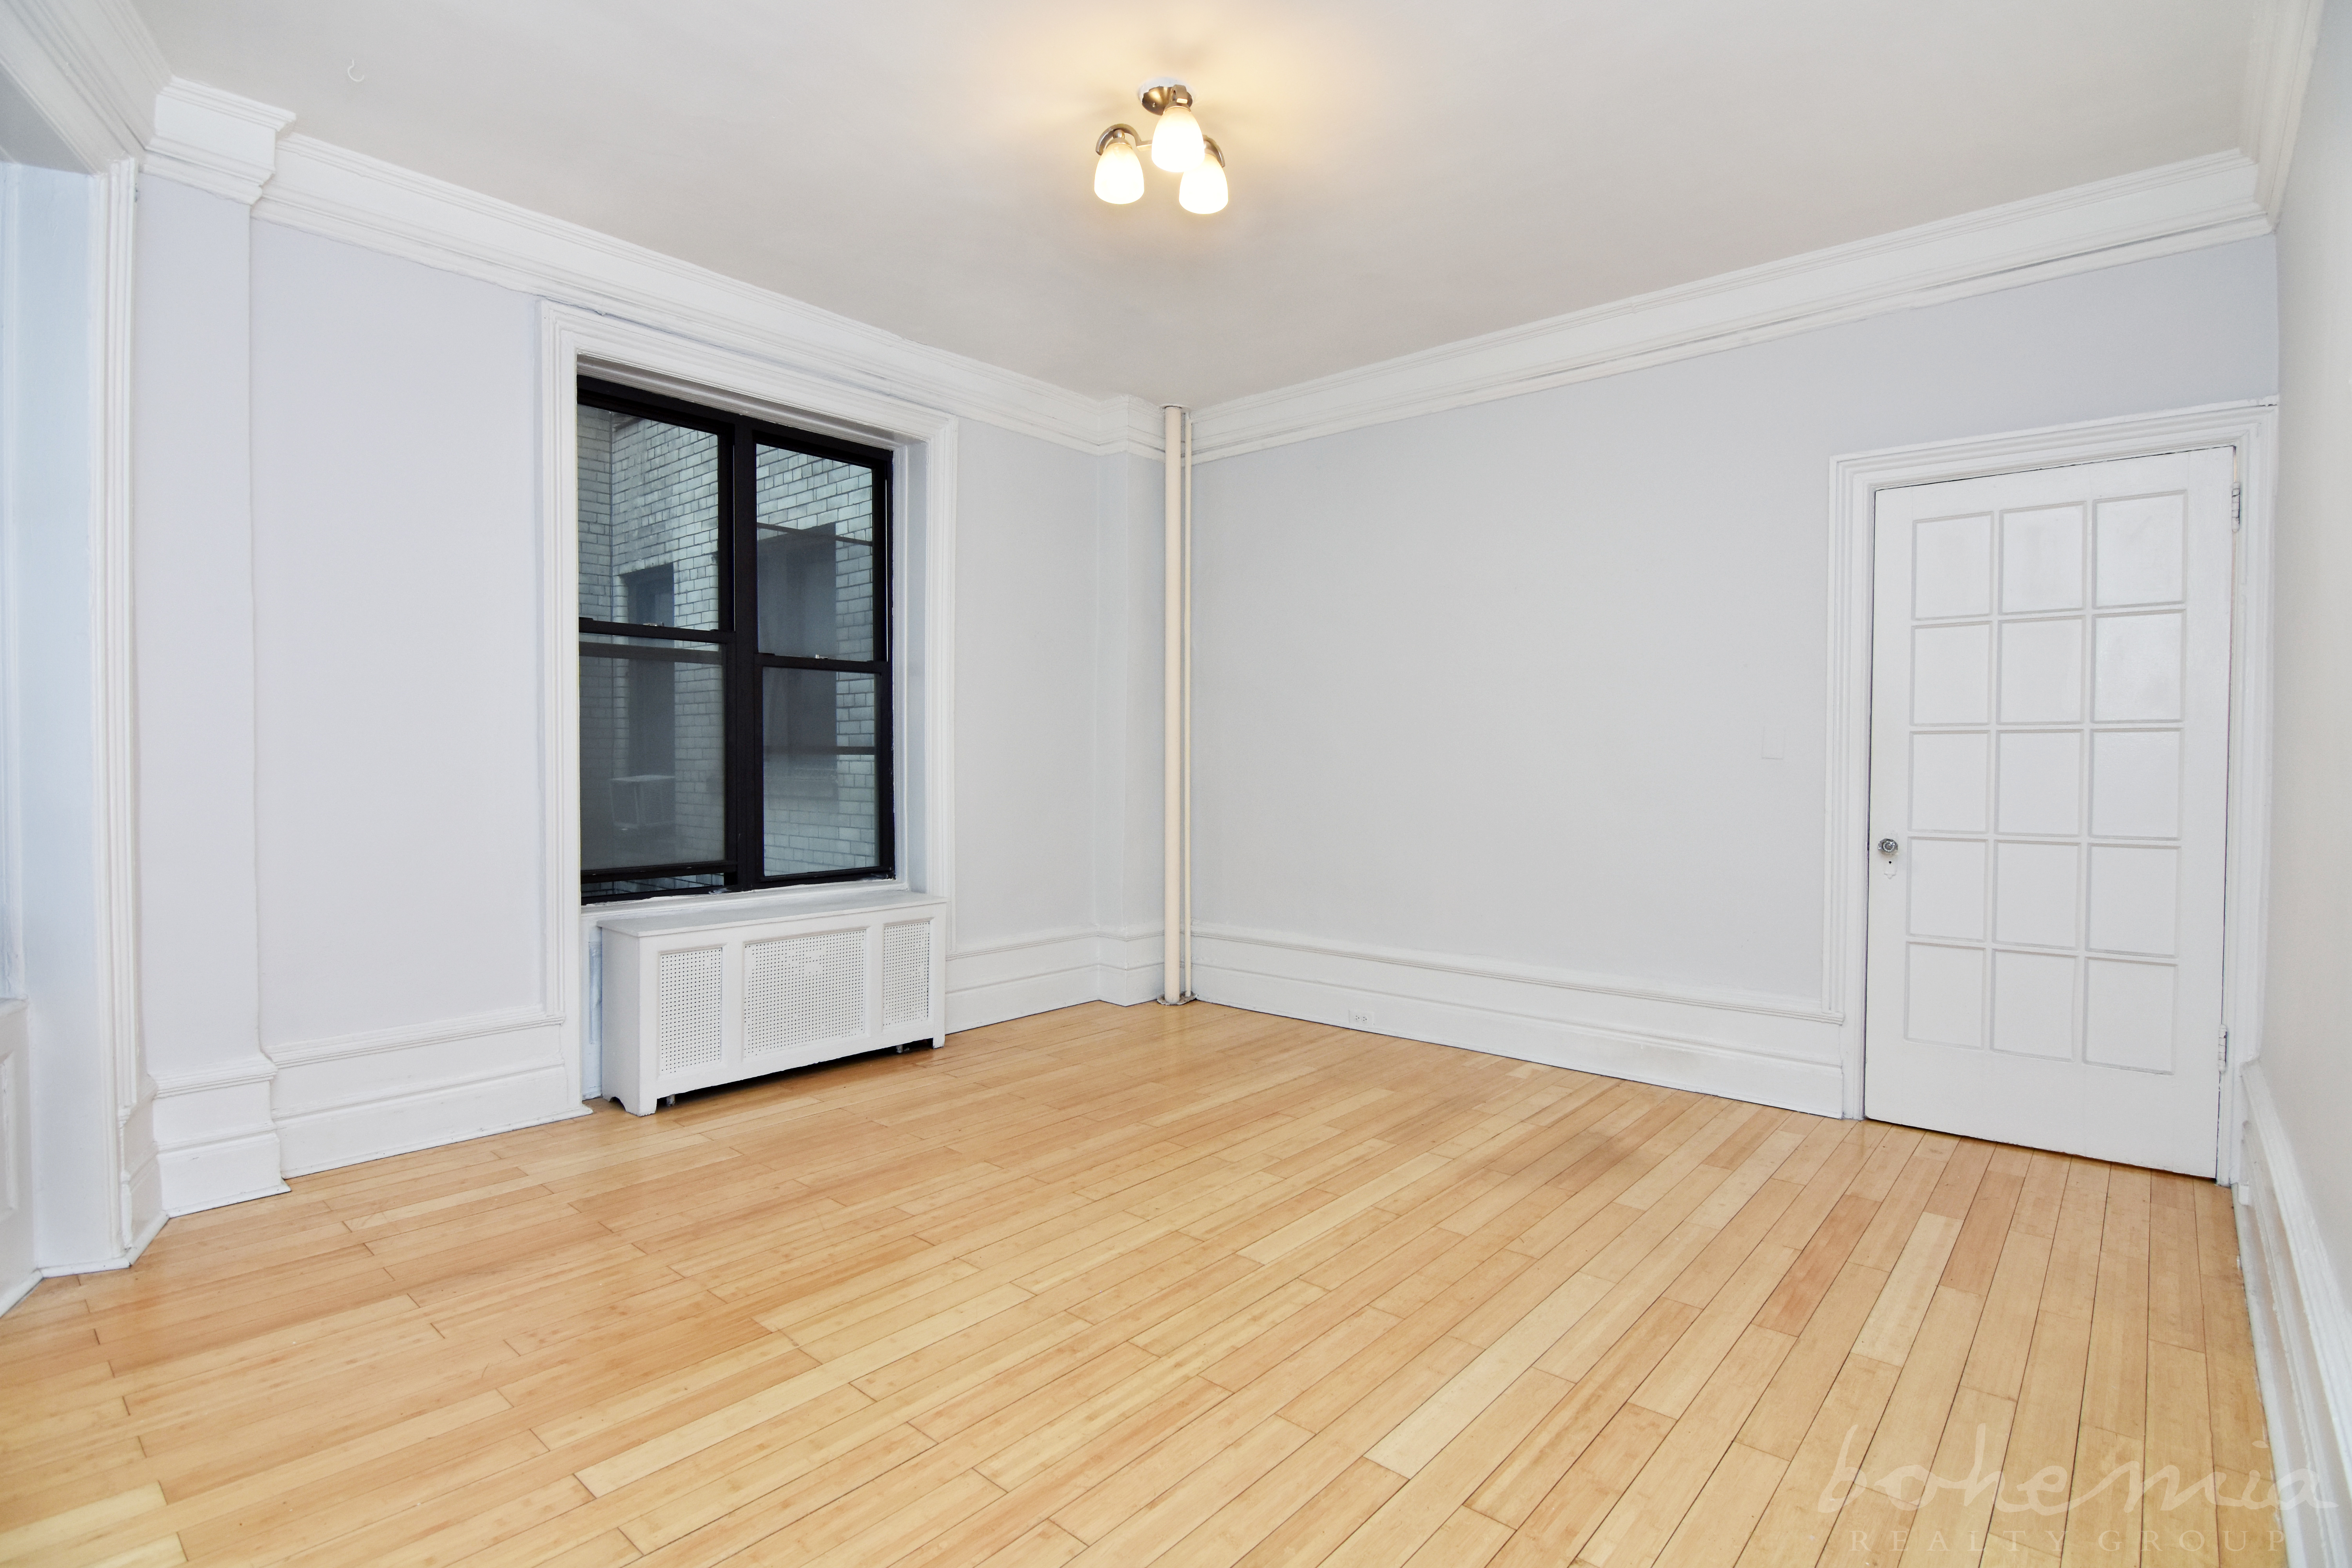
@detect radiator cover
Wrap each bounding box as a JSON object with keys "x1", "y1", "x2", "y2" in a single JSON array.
[{"x1": 600, "y1": 890, "x2": 946, "y2": 1114}]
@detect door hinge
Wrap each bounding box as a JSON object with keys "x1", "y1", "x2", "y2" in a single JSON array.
[
  {"x1": 2218, "y1": 1030, "x2": 2230, "y2": 1071},
  {"x1": 2230, "y1": 485, "x2": 2242, "y2": 528}
]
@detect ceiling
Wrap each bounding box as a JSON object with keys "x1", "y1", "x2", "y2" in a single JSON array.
[{"x1": 135, "y1": 0, "x2": 2256, "y2": 408}]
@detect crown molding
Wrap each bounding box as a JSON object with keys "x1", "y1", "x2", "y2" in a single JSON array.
[
  {"x1": 252, "y1": 132, "x2": 1137, "y2": 458},
  {"x1": 144, "y1": 76, "x2": 291, "y2": 205},
  {"x1": 0, "y1": 0, "x2": 168, "y2": 171},
  {"x1": 2241, "y1": 0, "x2": 2327, "y2": 220},
  {"x1": 1189, "y1": 152, "x2": 2271, "y2": 463},
  {"x1": 1105, "y1": 394, "x2": 1169, "y2": 458}
]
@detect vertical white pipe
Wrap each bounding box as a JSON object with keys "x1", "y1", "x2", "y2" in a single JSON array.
[
  {"x1": 1162, "y1": 404, "x2": 1185, "y2": 1005},
  {"x1": 1182, "y1": 412, "x2": 1194, "y2": 1004}
]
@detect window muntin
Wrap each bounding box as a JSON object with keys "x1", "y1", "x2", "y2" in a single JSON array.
[{"x1": 577, "y1": 378, "x2": 893, "y2": 903}]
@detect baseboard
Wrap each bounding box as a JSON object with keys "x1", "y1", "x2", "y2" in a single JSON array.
[
  {"x1": 2237, "y1": 1065, "x2": 2352, "y2": 1568},
  {"x1": 151, "y1": 1056, "x2": 287, "y2": 1216},
  {"x1": 39, "y1": 1204, "x2": 167, "y2": 1280},
  {"x1": 947, "y1": 929, "x2": 1105, "y2": 1032},
  {"x1": 1192, "y1": 927, "x2": 1845, "y2": 1115},
  {"x1": 0, "y1": 1267, "x2": 38, "y2": 1316},
  {"x1": 944, "y1": 926, "x2": 1169, "y2": 1032},
  {"x1": 157, "y1": 1130, "x2": 289, "y2": 1216},
  {"x1": 271, "y1": 1018, "x2": 588, "y2": 1177}
]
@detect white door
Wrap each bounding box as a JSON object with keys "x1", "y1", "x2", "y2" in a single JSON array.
[{"x1": 1865, "y1": 448, "x2": 2234, "y2": 1176}]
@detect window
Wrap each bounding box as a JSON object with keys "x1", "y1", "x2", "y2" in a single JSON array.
[{"x1": 577, "y1": 377, "x2": 894, "y2": 902}]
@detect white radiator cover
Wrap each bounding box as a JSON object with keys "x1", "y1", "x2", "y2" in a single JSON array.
[{"x1": 600, "y1": 890, "x2": 947, "y2": 1114}]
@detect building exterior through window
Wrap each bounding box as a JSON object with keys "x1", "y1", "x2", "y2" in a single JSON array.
[{"x1": 576, "y1": 377, "x2": 893, "y2": 902}]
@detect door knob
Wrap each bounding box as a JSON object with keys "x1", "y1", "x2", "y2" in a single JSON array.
[{"x1": 1877, "y1": 838, "x2": 1900, "y2": 856}]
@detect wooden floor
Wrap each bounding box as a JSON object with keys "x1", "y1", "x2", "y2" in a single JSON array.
[{"x1": 1, "y1": 1002, "x2": 2286, "y2": 1568}]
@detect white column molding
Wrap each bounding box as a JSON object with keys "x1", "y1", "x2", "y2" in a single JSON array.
[{"x1": 144, "y1": 77, "x2": 291, "y2": 205}]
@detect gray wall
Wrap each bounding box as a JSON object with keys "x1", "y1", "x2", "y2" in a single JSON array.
[
  {"x1": 1192, "y1": 238, "x2": 2279, "y2": 1005},
  {"x1": 2261, "y1": 0, "x2": 2352, "y2": 1305},
  {"x1": 240, "y1": 220, "x2": 1112, "y2": 1056}
]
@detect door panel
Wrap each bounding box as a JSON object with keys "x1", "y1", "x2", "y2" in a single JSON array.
[{"x1": 1865, "y1": 448, "x2": 2232, "y2": 1176}]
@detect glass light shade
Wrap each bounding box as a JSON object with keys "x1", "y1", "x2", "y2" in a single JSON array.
[
  {"x1": 1177, "y1": 154, "x2": 1227, "y2": 214},
  {"x1": 1093, "y1": 138, "x2": 1144, "y2": 203},
  {"x1": 1150, "y1": 102, "x2": 1205, "y2": 171}
]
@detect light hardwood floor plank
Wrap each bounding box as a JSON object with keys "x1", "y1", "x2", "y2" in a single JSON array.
[{"x1": 0, "y1": 1002, "x2": 2280, "y2": 1568}]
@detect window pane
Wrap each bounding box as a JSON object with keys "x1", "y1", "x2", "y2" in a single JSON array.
[
  {"x1": 578, "y1": 405, "x2": 722, "y2": 630},
  {"x1": 756, "y1": 446, "x2": 876, "y2": 660},
  {"x1": 763, "y1": 667, "x2": 880, "y2": 875},
  {"x1": 581, "y1": 635, "x2": 725, "y2": 873}
]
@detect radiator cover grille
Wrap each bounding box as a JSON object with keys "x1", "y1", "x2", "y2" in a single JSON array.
[
  {"x1": 883, "y1": 921, "x2": 932, "y2": 1026},
  {"x1": 745, "y1": 928, "x2": 867, "y2": 1056},
  {"x1": 655, "y1": 946, "x2": 726, "y2": 1074}
]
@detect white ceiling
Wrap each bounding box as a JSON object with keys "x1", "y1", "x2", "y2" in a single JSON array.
[{"x1": 136, "y1": 0, "x2": 2256, "y2": 408}]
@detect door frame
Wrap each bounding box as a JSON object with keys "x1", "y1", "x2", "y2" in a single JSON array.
[{"x1": 1826, "y1": 399, "x2": 2278, "y2": 1181}]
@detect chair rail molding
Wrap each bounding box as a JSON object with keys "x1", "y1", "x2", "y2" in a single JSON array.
[
  {"x1": 1187, "y1": 154, "x2": 2271, "y2": 462},
  {"x1": 1825, "y1": 400, "x2": 2278, "y2": 1145}
]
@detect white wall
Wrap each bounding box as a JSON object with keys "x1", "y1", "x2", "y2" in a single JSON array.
[
  {"x1": 1191, "y1": 238, "x2": 2278, "y2": 1109},
  {"x1": 951, "y1": 421, "x2": 1100, "y2": 949},
  {"x1": 2261, "y1": 0, "x2": 2352, "y2": 1320},
  {"x1": 248, "y1": 221, "x2": 574, "y2": 1171},
  {"x1": 2244, "y1": 0, "x2": 2352, "y2": 1549},
  {"x1": 230, "y1": 218, "x2": 1126, "y2": 1153}
]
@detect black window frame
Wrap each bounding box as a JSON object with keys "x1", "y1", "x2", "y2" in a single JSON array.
[{"x1": 577, "y1": 375, "x2": 897, "y2": 904}]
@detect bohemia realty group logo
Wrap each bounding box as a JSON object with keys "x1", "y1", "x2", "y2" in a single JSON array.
[{"x1": 1811, "y1": 1423, "x2": 2329, "y2": 1557}]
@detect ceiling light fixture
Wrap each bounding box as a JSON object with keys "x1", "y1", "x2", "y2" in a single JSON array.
[
  {"x1": 1094, "y1": 78, "x2": 1227, "y2": 213},
  {"x1": 1094, "y1": 125, "x2": 1145, "y2": 204},
  {"x1": 1178, "y1": 139, "x2": 1227, "y2": 214}
]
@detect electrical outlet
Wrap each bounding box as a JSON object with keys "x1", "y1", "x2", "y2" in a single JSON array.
[{"x1": 1346, "y1": 1008, "x2": 1375, "y2": 1030}]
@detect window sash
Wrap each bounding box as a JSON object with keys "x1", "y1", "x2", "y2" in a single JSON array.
[{"x1": 578, "y1": 377, "x2": 895, "y2": 903}]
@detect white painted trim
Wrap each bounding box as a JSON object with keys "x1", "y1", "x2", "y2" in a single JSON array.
[
  {"x1": 2237, "y1": 1065, "x2": 2352, "y2": 1568},
  {"x1": 272, "y1": 1057, "x2": 576, "y2": 1178},
  {"x1": 1189, "y1": 155, "x2": 2270, "y2": 462},
  {"x1": 947, "y1": 929, "x2": 1101, "y2": 1033},
  {"x1": 2243, "y1": 0, "x2": 2328, "y2": 220},
  {"x1": 942, "y1": 918, "x2": 1844, "y2": 1096},
  {"x1": 1202, "y1": 923, "x2": 1839, "y2": 1025},
  {"x1": 1193, "y1": 928, "x2": 1843, "y2": 1116},
  {"x1": 150, "y1": 1058, "x2": 276, "y2": 1095},
  {"x1": 151, "y1": 1119, "x2": 287, "y2": 1217},
  {"x1": 543, "y1": 303, "x2": 960, "y2": 1096},
  {"x1": 182, "y1": 77, "x2": 2277, "y2": 484},
  {"x1": 940, "y1": 926, "x2": 1165, "y2": 1031},
  {"x1": 268, "y1": 1004, "x2": 559, "y2": 1070},
  {"x1": 1826, "y1": 400, "x2": 2279, "y2": 1138},
  {"x1": 39, "y1": 1202, "x2": 163, "y2": 1279},
  {"x1": 91, "y1": 156, "x2": 150, "y2": 1254},
  {"x1": 0, "y1": 0, "x2": 168, "y2": 172},
  {"x1": 143, "y1": 77, "x2": 291, "y2": 206},
  {"x1": 257, "y1": 135, "x2": 1132, "y2": 458}
]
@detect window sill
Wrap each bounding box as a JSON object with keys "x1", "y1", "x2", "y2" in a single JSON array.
[{"x1": 580, "y1": 880, "x2": 938, "y2": 940}]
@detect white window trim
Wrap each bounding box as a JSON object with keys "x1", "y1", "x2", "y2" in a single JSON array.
[{"x1": 538, "y1": 301, "x2": 958, "y2": 1105}]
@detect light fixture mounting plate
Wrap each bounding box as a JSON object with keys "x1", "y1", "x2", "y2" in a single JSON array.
[{"x1": 1138, "y1": 77, "x2": 1192, "y2": 116}]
